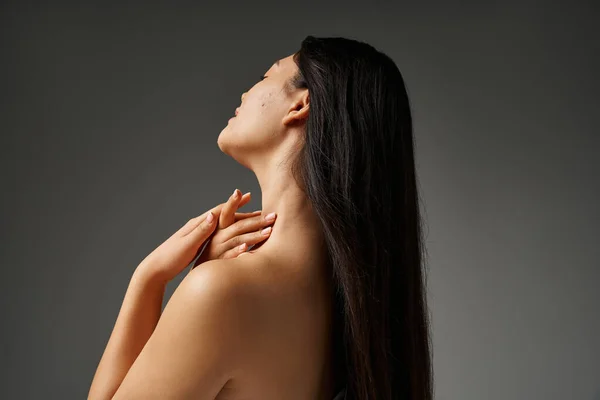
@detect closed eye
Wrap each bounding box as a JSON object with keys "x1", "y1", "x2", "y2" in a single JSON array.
[{"x1": 259, "y1": 75, "x2": 266, "y2": 81}]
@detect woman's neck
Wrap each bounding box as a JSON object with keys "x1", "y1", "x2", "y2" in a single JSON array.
[{"x1": 250, "y1": 163, "x2": 325, "y2": 261}]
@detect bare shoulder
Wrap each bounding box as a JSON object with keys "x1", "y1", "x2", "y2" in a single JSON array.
[
  {"x1": 181, "y1": 257, "x2": 268, "y2": 328},
  {"x1": 185, "y1": 253, "x2": 279, "y2": 296},
  {"x1": 184, "y1": 257, "x2": 257, "y2": 297},
  {"x1": 110, "y1": 257, "x2": 278, "y2": 399},
  {"x1": 184, "y1": 253, "x2": 333, "y2": 397},
  {"x1": 182, "y1": 255, "x2": 288, "y2": 340},
  {"x1": 185, "y1": 253, "x2": 310, "y2": 343}
]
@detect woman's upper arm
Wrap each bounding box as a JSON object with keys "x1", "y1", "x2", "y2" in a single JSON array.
[{"x1": 111, "y1": 260, "x2": 250, "y2": 399}]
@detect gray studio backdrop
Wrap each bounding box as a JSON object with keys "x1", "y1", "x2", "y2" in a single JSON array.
[{"x1": 1, "y1": 2, "x2": 598, "y2": 399}]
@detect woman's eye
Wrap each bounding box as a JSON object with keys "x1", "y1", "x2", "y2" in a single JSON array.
[{"x1": 259, "y1": 75, "x2": 266, "y2": 81}]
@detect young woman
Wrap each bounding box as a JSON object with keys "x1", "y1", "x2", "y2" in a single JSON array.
[{"x1": 89, "y1": 36, "x2": 433, "y2": 400}]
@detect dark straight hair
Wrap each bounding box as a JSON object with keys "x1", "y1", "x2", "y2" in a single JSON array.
[{"x1": 288, "y1": 36, "x2": 433, "y2": 400}]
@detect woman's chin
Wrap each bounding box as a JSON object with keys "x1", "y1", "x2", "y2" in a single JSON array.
[
  {"x1": 217, "y1": 128, "x2": 239, "y2": 155},
  {"x1": 217, "y1": 130, "x2": 228, "y2": 152}
]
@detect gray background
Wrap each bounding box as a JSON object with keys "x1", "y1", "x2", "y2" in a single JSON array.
[{"x1": 1, "y1": 1, "x2": 598, "y2": 399}]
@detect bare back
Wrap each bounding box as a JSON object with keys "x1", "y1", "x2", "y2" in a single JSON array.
[{"x1": 214, "y1": 238, "x2": 336, "y2": 400}]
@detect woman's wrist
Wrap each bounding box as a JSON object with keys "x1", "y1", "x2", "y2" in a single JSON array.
[{"x1": 132, "y1": 263, "x2": 169, "y2": 289}]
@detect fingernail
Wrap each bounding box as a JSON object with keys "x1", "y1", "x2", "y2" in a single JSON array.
[
  {"x1": 238, "y1": 243, "x2": 246, "y2": 251},
  {"x1": 261, "y1": 226, "x2": 272, "y2": 235},
  {"x1": 232, "y1": 189, "x2": 239, "y2": 198},
  {"x1": 206, "y1": 212, "x2": 214, "y2": 223},
  {"x1": 265, "y1": 212, "x2": 276, "y2": 221}
]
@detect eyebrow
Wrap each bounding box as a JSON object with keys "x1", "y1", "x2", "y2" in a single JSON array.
[{"x1": 275, "y1": 59, "x2": 280, "y2": 67}]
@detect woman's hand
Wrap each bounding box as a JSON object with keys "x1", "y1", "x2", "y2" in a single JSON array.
[
  {"x1": 134, "y1": 189, "x2": 276, "y2": 284},
  {"x1": 192, "y1": 189, "x2": 277, "y2": 266},
  {"x1": 134, "y1": 206, "x2": 222, "y2": 285}
]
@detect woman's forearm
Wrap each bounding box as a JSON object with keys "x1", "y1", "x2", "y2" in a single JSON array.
[{"x1": 88, "y1": 268, "x2": 166, "y2": 400}]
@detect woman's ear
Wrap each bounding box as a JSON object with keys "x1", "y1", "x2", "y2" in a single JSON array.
[{"x1": 283, "y1": 92, "x2": 309, "y2": 126}]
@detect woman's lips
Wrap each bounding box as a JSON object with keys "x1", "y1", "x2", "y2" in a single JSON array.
[{"x1": 235, "y1": 108, "x2": 240, "y2": 116}]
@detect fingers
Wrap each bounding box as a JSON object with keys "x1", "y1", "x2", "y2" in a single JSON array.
[
  {"x1": 212, "y1": 212, "x2": 276, "y2": 259},
  {"x1": 221, "y1": 223, "x2": 273, "y2": 254},
  {"x1": 237, "y1": 192, "x2": 252, "y2": 209},
  {"x1": 223, "y1": 212, "x2": 277, "y2": 242},
  {"x1": 187, "y1": 210, "x2": 219, "y2": 242},
  {"x1": 234, "y1": 210, "x2": 262, "y2": 222},
  {"x1": 221, "y1": 242, "x2": 248, "y2": 259},
  {"x1": 201, "y1": 195, "x2": 250, "y2": 225},
  {"x1": 219, "y1": 189, "x2": 250, "y2": 229},
  {"x1": 184, "y1": 203, "x2": 225, "y2": 228}
]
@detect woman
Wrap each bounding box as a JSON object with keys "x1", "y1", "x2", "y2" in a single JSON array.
[{"x1": 89, "y1": 35, "x2": 433, "y2": 400}]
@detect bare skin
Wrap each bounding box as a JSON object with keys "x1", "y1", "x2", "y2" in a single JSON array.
[
  {"x1": 91, "y1": 53, "x2": 336, "y2": 399},
  {"x1": 214, "y1": 52, "x2": 336, "y2": 399},
  {"x1": 214, "y1": 217, "x2": 334, "y2": 400}
]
